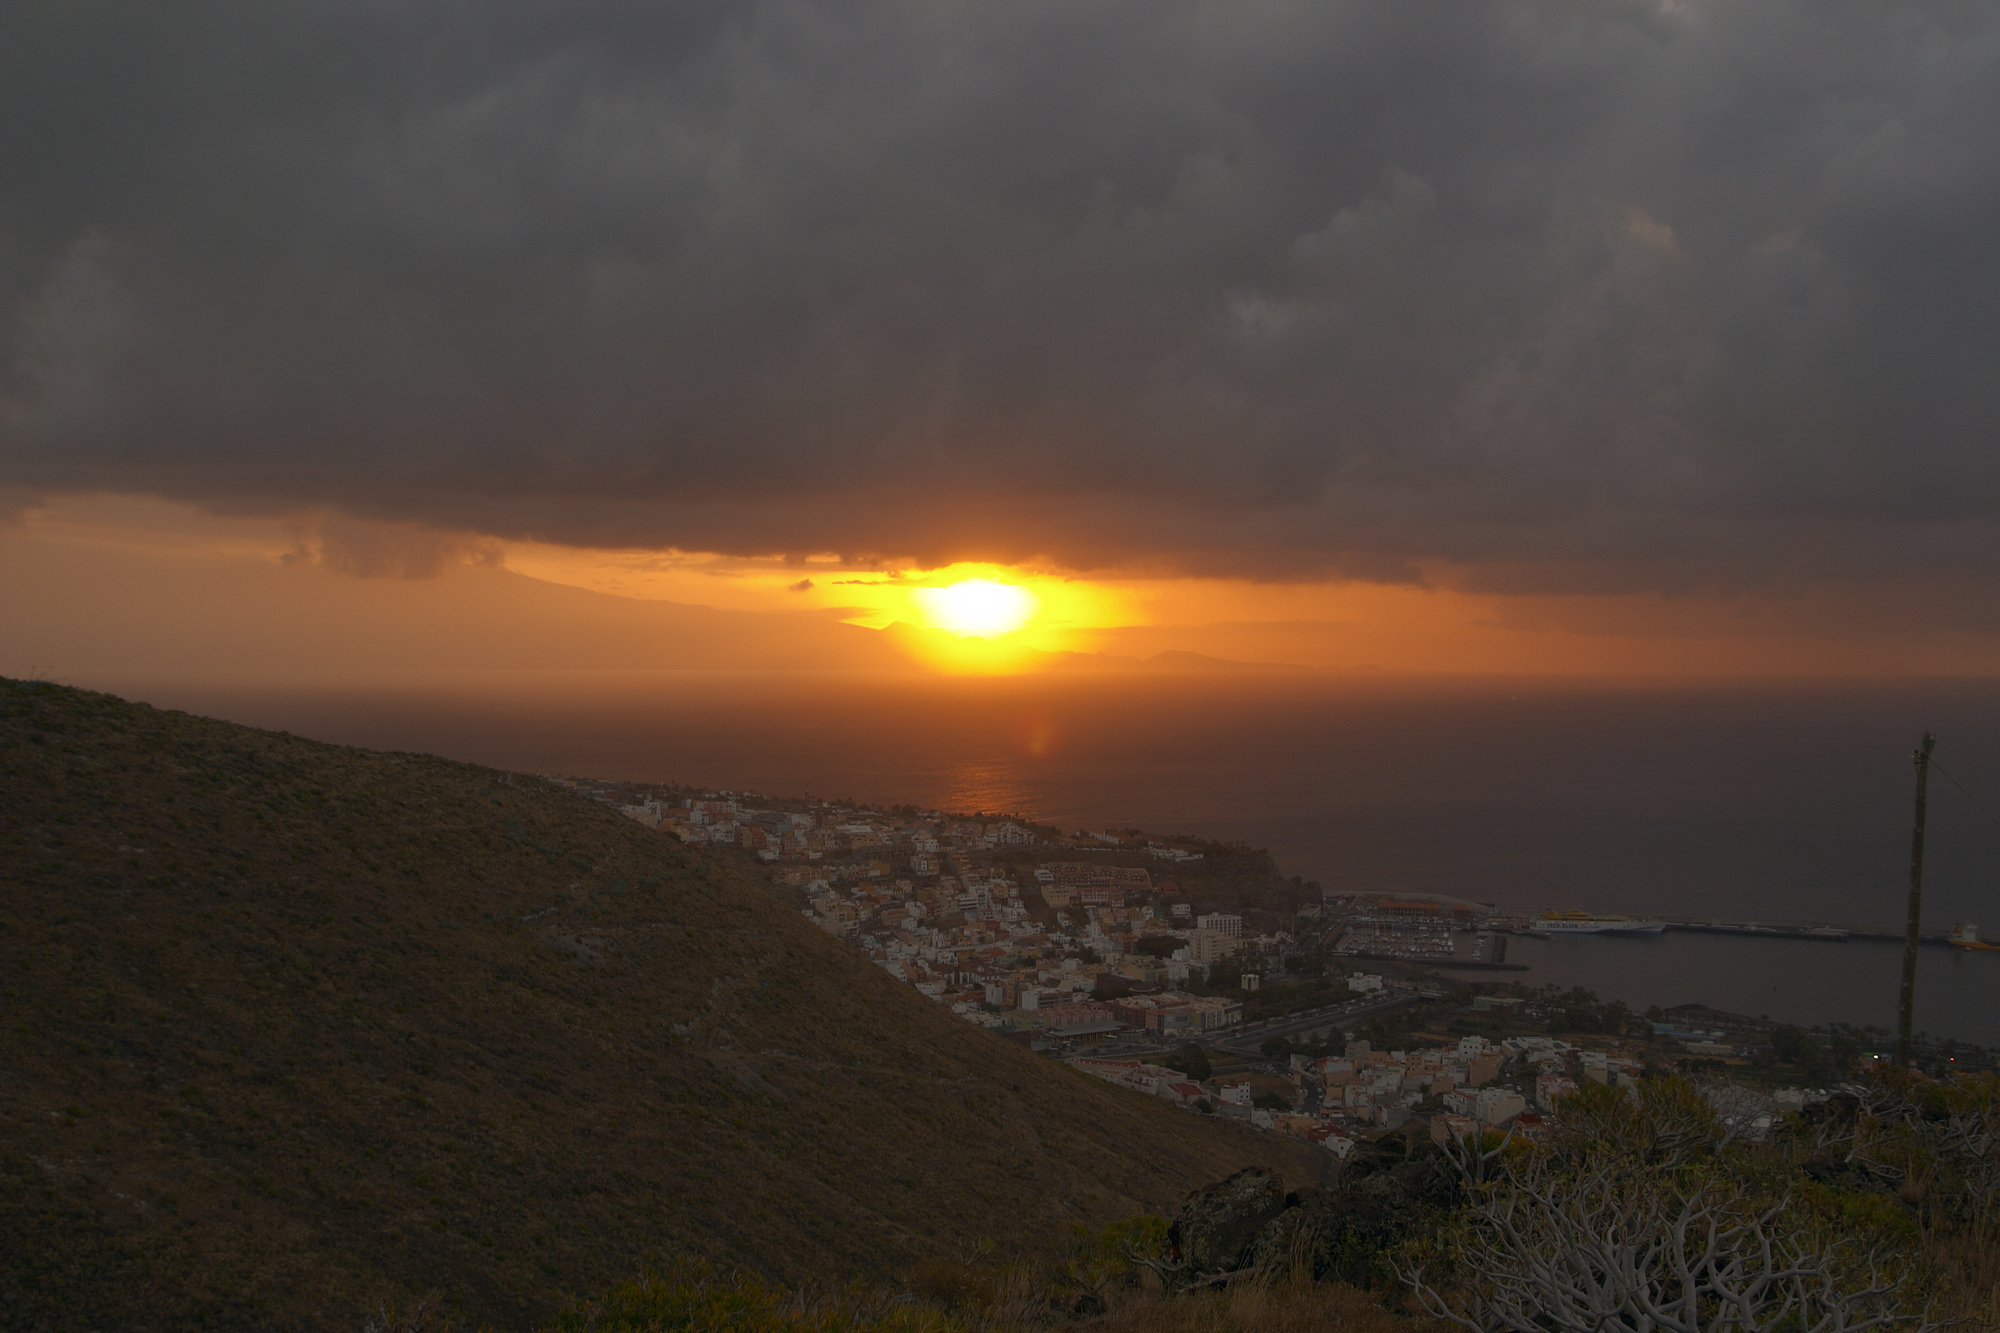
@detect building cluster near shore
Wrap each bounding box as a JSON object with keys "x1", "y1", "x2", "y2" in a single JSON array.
[
  {"x1": 1070, "y1": 1032, "x2": 1527, "y2": 1158},
  {"x1": 600, "y1": 790, "x2": 1271, "y2": 1032},
  {"x1": 580, "y1": 783, "x2": 1837, "y2": 1159},
  {"x1": 1071, "y1": 1029, "x2": 1821, "y2": 1160}
]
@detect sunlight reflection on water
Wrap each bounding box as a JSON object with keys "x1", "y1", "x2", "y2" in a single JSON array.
[{"x1": 938, "y1": 763, "x2": 1034, "y2": 818}]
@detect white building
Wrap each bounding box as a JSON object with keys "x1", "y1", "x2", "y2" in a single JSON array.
[
  {"x1": 1188, "y1": 929, "x2": 1238, "y2": 965},
  {"x1": 1196, "y1": 913, "x2": 1242, "y2": 938}
]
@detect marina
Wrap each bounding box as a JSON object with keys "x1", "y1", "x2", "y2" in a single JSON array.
[
  {"x1": 1496, "y1": 928, "x2": 2000, "y2": 1046},
  {"x1": 1317, "y1": 891, "x2": 1997, "y2": 1042},
  {"x1": 1508, "y1": 911, "x2": 1970, "y2": 947},
  {"x1": 1535, "y1": 909, "x2": 1667, "y2": 935}
]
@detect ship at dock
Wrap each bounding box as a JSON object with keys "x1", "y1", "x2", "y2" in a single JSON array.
[
  {"x1": 1951, "y1": 923, "x2": 2000, "y2": 952},
  {"x1": 1535, "y1": 909, "x2": 1667, "y2": 935}
]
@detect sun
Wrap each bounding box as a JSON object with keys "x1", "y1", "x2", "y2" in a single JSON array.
[{"x1": 916, "y1": 579, "x2": 1038, "y2": 637}]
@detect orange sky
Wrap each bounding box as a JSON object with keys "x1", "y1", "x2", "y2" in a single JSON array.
[
  {"x1": 8, "y1": 494, "x2": 2000, "y2": 682},
  {"x1": 7, "y1": 4, "x2": 1999, "y2": 699}
]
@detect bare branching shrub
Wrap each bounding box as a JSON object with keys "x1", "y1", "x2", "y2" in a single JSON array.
[
  {"x1": 1836, "y1": 1080, "x2": 1931, "y2": 1185},
  {"x1": 1930, "y1": 1074, "x2": 2000, "y2": 1237},
  {"x1": 1874, "y1": 1074, "x2": 2000, "y2": 1237},
  {"x1": 1799, "y1": 1072, "x2": 2000, "y2": 1233},
  {"x1": 1126, "y1": 1245, "x2": 1190, "y2": 1296},
  {"x1": 1436, "y1": 1122, "x2": 1520, "y2": 1185},
  {"x1": 1793, "y1": 1092, "x2": 1871, "y2": 1168},
  {"x1": 1698, "y1": 1082, "x2": 1779, "y2": 1147},
  {"x1": 1398, "y1": 1155, "x2": 1938, "y2": 1333}
]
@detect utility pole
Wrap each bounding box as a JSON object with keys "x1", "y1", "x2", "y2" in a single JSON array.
[{"x1": 1895, "y1": 731, "x2": 1937, "y2": 1070}]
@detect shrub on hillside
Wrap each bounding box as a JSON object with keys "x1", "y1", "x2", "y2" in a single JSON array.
[{"x1": 1395, "y1": 1071, "x2": 2000, "y2": 1333}]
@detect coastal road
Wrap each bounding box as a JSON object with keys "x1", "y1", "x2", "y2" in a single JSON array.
[{"x1": 1208, "y1": 992, "x2": 1421, "y2": 1056}]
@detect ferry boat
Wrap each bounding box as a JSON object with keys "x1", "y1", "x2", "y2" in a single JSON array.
[
  {"x1": 1950, "y1": 923, "x2": 2000, "y2": 952},
  {"x1": 1538, "y1": 909, "x2": 1667, "y2": 935}
]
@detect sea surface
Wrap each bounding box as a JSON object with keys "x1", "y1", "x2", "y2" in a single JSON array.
[{"x1": 59, "y1": 668, "x2": 2000, "y2": 1045}]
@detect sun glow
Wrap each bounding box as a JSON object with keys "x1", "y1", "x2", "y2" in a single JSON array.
[
  {"x1": 915, "y1": 579, "x2": 1038, "y2": 636},
  {"x1": 489, "y1": 543, "x2": 1139, "y2": 669}
]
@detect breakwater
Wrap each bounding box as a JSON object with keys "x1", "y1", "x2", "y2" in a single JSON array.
[
  {"x1": 1499, "y1": 930, "x2": 1998, "y2": 1045},
  {"x1": 1666, "y1": 920, "x2": 1956, "y2": 944}
]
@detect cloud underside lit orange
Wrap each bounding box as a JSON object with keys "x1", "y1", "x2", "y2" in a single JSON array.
[{"x1": 9, "y1": 497, "x2": 2000, "y2": 679}]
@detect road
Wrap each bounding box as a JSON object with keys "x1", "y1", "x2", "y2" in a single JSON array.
[{"x1": 1207, "y1": 991, "x2": 1422, "y2": 1056}]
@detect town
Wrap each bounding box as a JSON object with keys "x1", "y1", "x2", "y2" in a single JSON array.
[{"x1": 561, "y1": 777, "x2": 1981, "y2": 1160}]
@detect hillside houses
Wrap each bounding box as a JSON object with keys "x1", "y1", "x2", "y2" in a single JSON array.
[
  {"x1": 590, "y1": 784, "x2": 1769, "y2": 1165},
  {"x1": 597, "y1": 789, "x2": 1306, "y2": 1045},
  {"x1": 1066, "y1": 1026, "x2": 1658, "y2": 1161}
]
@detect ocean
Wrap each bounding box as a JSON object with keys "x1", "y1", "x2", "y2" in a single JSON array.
[{"x1": 62, "y1": 668, "x2": 2000, "y2": 1045}]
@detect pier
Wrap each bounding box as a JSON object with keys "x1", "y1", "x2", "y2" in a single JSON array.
[{"x1": 1533, "y1": 918, "x2": 1965, "y2": 946}]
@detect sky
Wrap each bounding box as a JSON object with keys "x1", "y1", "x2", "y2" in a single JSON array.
[{"x1": 5, "y1": 1, "x2": 2000, "y2": 677}]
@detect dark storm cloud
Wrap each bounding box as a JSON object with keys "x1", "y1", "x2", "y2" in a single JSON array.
[{"x1": 2, "y1": 0, "x2": 1998, "y2": 587}]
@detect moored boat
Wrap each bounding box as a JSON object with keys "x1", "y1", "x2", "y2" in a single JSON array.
[
  {"x1": 1951, "y1": 923, "x2": 2000, "y2": 952},
  {"x1": 1539, "y1": 909, "x2": 1667, "y2": 935}
]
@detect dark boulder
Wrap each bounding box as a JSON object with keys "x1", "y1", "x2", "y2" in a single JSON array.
[
  {"x1": 1249, "y1": 1203, "x2": 1311, "y2": 1274},
  {"x1": 1166, "y1": 1167, "x2": 1289, "y2": 1275},
  {"x1": 1164, "y1": 1143, "x2": 1464, "y2": 1289},
  {"x1": 1286, "y1": 1146, "x2": 1462, "y2": 1287}
]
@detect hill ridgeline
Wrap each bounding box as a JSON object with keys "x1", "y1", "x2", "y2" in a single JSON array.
[{"x1": 0, "y1": 678, "x2": 1318, "y2": 1331}]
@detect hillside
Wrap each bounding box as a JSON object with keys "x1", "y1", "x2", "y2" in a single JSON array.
[{"x1": 0, "y1": 679, "x2": 1321, "y2": 1331}]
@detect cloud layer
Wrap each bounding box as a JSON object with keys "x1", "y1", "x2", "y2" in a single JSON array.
[{"x1": 3, "y1": 1, "x2": 1998, "y2": 588}]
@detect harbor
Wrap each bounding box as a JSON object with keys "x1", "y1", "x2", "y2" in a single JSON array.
[
  {"x1": 1504, "y1": 910, "x2": 1976, "y2": 947},
  {"x1": 1316, "y1": 893, "x2": 1997, "y2": 1042},
  {"x1": 1579, "y1": 917, "x2": 1972, "y2": 947},
  {"x1": 1322, "y1": 896, "x2": 1983, "y2": 956},
  {"x1": 1496, "y1": 928, "x2": 2000, "y2": 1046}
]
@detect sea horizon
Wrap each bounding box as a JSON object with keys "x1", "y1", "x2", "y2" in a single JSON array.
[{"x1": 39, "y1": 665, "x2": 2000, "y2": 1045}]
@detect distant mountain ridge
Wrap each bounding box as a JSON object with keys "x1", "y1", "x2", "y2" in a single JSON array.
[{"x1": 0, "y1": 678, "x2": 1317, "y2": 1331}]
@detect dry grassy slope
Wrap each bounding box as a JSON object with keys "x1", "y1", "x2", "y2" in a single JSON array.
[{"x1": 0, "y1": 680, "x2": 1320, "y2": 1332}]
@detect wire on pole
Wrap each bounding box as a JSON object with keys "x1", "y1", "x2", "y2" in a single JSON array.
[{"x1": 1928, "y1": 757, "x2": 2000, "y2": 834}]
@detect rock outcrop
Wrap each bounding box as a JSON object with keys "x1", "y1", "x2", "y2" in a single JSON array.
[
  {"x1": 1166, "y1": 1168, "x2": 1290, "y2": 1275},
  {"x1": 1164, "y1": 1136, "x2": 1463, "y2": 1287}
]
